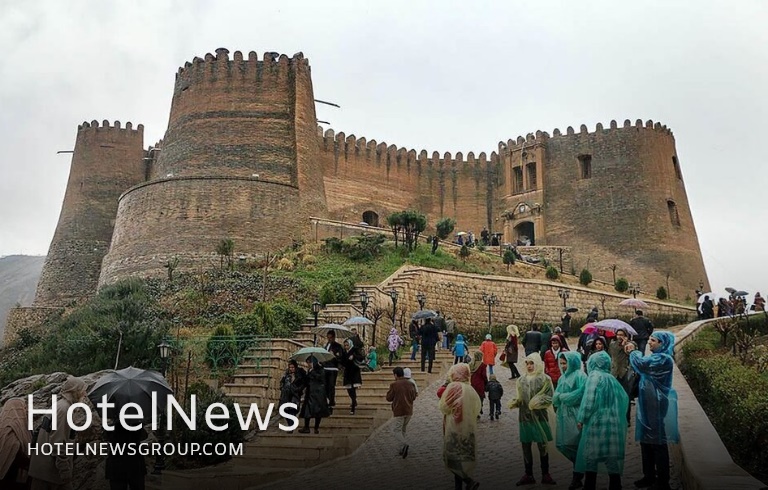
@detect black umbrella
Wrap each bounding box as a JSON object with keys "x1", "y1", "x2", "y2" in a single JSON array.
[
  {"x1": 87, "y1": 366, "x2": 173, "y2": 420},
  {"x1": 412, "y1": 310, "x2": 438, "y2": 320},
  {"x1": 725, "y1": 287, "x2": 736, "y2": 294},
  {"x1": 734, "y1": 290, "x2": 749, "y2": 297},
  {"x1": 565, "y1": 307, "x2": 579, "y2": 313}
]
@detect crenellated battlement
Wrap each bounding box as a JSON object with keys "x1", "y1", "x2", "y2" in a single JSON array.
[
  {"x1": 77, "y1": 119, "x2": 143, "y2": 133},
  {"x1": 173, "y1": 48, "x2": 309, "y2": 92},
  {"x1": 318, "y1": 127, "x2": 500, "y2": 167}
]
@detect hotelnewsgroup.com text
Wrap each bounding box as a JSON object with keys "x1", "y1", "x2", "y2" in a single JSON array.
[{"x1": 28, "y1": 442, "x2": 244, "y2": 458}]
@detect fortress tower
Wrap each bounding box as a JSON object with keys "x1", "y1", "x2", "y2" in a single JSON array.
[
  {"x1": 98, "y1": 49, "x2": 326, "y2": 285},
  {"x1": 34, "y1": 121, "x2": 145, "y2": 306}
]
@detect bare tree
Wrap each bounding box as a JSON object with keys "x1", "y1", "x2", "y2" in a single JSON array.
[
  {"x1": 610, "y1": 264, "x2": 617, "y2": 285},
  {"x1": 713, "y1": 318, "x2": 737, "y2": 346}
]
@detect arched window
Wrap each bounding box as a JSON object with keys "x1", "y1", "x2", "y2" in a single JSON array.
[{"x1": 362, "y1": 210, "x2": 379, "y2": 227}]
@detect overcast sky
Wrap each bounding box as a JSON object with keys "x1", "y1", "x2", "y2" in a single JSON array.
[{"x1": 1, "y1": 0, "x2": 766, "y2": 298}]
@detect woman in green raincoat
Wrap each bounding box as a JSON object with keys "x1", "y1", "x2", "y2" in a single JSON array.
[
  {"x1": 575, "y1": 351, "x2": 629, "y2": 490},
  {"x1": 508, "y1": 353, "x2": 556, "y2": 486},
  {"x1": 553, "y1": 351, "x2": 587, "y2": 490}
]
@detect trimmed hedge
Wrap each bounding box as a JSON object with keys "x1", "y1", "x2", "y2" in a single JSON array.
[{"x1": 682, "y1": 330, "x2": 768, "y2": 477}]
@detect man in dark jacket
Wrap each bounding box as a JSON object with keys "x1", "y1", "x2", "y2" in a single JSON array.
[
  {"x1": 523, "y1": 325, "x2": 542, "y2": 356},
  {"x1": 419, "y1": 319, "x2": 439, "y2": 373},
  {"x1": 323, "y1": 331, "x2": 344, "y2": 407},
  {"x1": 485, "y1": 374, "x2": 504, "y2": 420},
  {"x1": 629, "y1": 310, "x2": 654, "y2": 354}
]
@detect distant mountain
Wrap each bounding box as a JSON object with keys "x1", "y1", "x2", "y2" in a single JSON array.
[{"x1": 0, "y1": 255, "x2": 45, "y2": 343}]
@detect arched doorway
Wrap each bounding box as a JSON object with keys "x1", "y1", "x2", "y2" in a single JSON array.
[
  {"x1": 362, "y1": 210, "x2": 379, "y2": 227},
  {"x1": 513, "y1": 221, "x2": 535, "y2": 246}
]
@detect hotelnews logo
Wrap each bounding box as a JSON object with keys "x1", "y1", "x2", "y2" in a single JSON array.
[{"x1": 27, "y1": 393, "x2": 299, "y2": 457}]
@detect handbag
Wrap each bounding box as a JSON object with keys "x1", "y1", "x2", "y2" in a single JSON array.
[{"x1": 499, "y1": 352, "x2": 507, "y2": 362}]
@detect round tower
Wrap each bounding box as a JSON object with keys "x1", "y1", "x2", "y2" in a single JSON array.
[
  {"x1": 537, "y1": 119, "x2": 709, "y2": 296},
  {"x1": 99, "y1": 49, "x2": 326, "y2": 285},
  {"x1": 34, "y1": 121, "x2": 145, "y2": 306}
]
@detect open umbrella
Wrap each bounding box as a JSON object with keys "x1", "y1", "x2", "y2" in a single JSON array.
[
  {"x1": 412, "y1": 310, "x2": 438, "y2": 320},
  {"x1": 619, "y1": 298, "x2": 649, "y2": 309},
  {"x1": 456, "y1": 231, "x2": 468, "y2": 236},
  {"x1": 309, "y1": 323, "x2": 355, "y2": 339},
  {"x1": 290, "y1": 346, "x2": 335, "y2": 363},
  {"x1": 734, "y1": 290, "x2": 749, "y2": 297},
  {"x1": 87, "y1": 366, "x2": 172, "y2": 420},
  {"x1": 593, "y1": 318, "x2": 638, "y2": 336},
  {"x1": 581, "y1": 325, "x2": 616, "y2": 337},
  {"x1": 565, "y1": 307, "x2": 579, "y2": 313},
  {"x1": 343, "y1": 316, "x2": 374, "y2": 327},
  {"x1": 725, "y1": 287, "x2": 736, "y2": 294},
  {"x1": 697, "y1": 292, "x2": 716, "y2": 304}
]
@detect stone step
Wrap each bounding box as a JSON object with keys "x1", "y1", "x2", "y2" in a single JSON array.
[{"x1": 223, "y1": 383, "x2": 269, "y2": 395}]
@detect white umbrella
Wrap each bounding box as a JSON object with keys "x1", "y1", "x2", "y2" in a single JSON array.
[
  {"x1": 697, "y1": 292, "x2": 718, "y2": 304},
  {"x1": 309, "y1": 323, "x2": 355, "y2": 339}
]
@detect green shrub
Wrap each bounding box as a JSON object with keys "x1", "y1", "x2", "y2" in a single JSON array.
[
  {"x1": 323, "y1": 237, "x2": 343, "y2": 253},
  {"x1": 656, "y1": 286, "x2": 668, "y2": 300},
  {"x1": 319, "y1": 276, "x2": 356, "y2": 305},
  {"x1": 546, "y1": 266, "x2": 559, "y2": 280},
  {"x1": 579, "y1": 268, "x2": 593, "y2": 286},
  {"x1": 614, "y1": 277, "x2": 629, "y2": 293},
  {"x1": 503, "y1": 249, "x2": 516, "y2": 270},
  {"x1": 435, "y1": 217, "x2": 456, "y2": 240},
  {"x1": 459, "y1": 245, "x2": 470, "y2": 262}
]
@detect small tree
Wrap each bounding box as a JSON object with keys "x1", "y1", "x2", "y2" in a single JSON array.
[
  {"x1": 163, "y1": 256, "x2": 180, "y2": 282},
  {"x1": 579, "y1": 268, "x2": 593, "y2": 286},
  {"x1": 435, "y1": 217, "x2": 456, "y2": 240},
  {"x1": 503, "y1": 249, "x2": 516, "y2": 271},
  {"x1": 546, "y1": 266, "x2": 559, "y2": 280},
  {"x1": 656, "y1": 286, "x2": 668, "y2": 300},
  {"x1": 215, "y1": 239, "x2": 235, "y2": 270},
  {"x1": 615, "y1": 277, "x2": 629, "y2": 293},
  {"x1": 610, "y1": 264, "x2": 617, "y2": 284},
  {"x1": 713, "y1": 318, "x2": 737, "y2": 346},
  {"x1": 386, "y1": 212, "x2": 402, "y2": 248},
  {"x1": 459, "y1": 244, "x2": 470, "y2": 263}
]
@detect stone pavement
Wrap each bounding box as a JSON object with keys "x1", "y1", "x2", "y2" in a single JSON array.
[{"x1": 254, "y1": 338, "x2": 682, "y2": 490}]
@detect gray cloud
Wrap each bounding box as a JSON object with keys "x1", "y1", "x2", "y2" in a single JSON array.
[{"x1": 1, "y1": 0, "x2": 765, "y2": 295}]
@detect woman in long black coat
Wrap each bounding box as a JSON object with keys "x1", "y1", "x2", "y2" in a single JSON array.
[
  {"x1": 298, "y1": 356, "x2": 330, "y2": 434},
  {"x1": 340, "y1": 339, "x2": 363, "y2": 414},
  {"x1": 279, "y1": 360, "x2": 306, "y2": 431}
]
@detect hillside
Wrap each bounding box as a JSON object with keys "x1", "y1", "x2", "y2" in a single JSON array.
[{"x1": 0, "y1": 255, "x2": 45, "y2": 342}]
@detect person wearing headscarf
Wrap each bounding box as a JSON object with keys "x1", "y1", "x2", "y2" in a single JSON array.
[
  {"x1": 575, "y1": 351, "x2": 629, "y2": 490},
  {"x1": 608, "y1": 328, "x2": 636, "y2": 424},
  {"x1": 387, "y1": 328, "x2": 404, "y2": 366},
  {"x1": 341, "y1": 338, "x2": 363, "y2": 415},
  {"x1": 626, "y1": 331, "x2": 679, "y2": 490},
  {"x1": 366, "y1": 346, "x2": 378, "y2": 371},
  {"x1": 452, "y1": 334, "x2": 468, "y2": 365},
  {"x1": 438, "y1": 363, "x2": 481, "y2": 490},
  {"x1": 0, "y1": 398, "x2": 31, "y2": 489},
  {"x1": 298, "y1": 356, "x2": 330, "y2": 433},
  {"x1": 509, "y1": 353, "x2": 556, "y2": 486},
  {"x1": 279, "y1": 360, "x2": 307, "y2": 431},
  {"x1": 29, "y1": 376, "x2": 87, "y2": 490},
  {"x1": 754, "y1": 292, "x2": 765, "y2": 312},
  {"x1": 585, "y1": 336, "x2": 607, "y2": 372},
  {"x1": 553, "y1": 352, "x2": 587, "y2": 490},
  {"x1": 505, "y1": 324, "x2": 521, "y2": 379},
  {"x1": 469, "y1": 351, "x2": 488, "y2": 416},
  {"x1": 543, "y1": 335, "x2": 568, "y2": 388}
]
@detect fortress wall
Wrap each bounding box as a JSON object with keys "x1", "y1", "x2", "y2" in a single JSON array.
[
  {"x1": 149, "y1": 50, "x2": 301, "y2": 185},
  {"x1": 541, "y1": 121, "x2": 709, "y2": 296},
  {"x1": 317, "y1": 130, "x2": 500, "y2": 235},
  {"x1": 34, "y1": 121, "x2": 145, "y2": 306},
  {"x1": 99, "y1": 177, "x2": 299, "y2": 285}
]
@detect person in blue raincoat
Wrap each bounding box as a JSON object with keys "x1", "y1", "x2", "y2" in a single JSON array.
[
  {"x1": 575, "y1": 351, "x2": 629, "y2": 490},
  {"x1": 552, "y1": 351, "x2": 587, "y2": 490},
  {"x1": 625, "y1": 331, "x2": 679, "y2": 490}
]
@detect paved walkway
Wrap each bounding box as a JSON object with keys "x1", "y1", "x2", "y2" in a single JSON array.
[{"x1": 256, "y1": 335, "x2": 683, "y2": 489}]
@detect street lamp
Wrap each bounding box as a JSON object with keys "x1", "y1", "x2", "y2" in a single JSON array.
[
  {"x1": 557, "y1": 288, "x2": 570, "y2": 308},
  {"x1": 359, "y1": 291, "x2": 370, "y2": 317},
  {"x1": 481, "y1": 293, "x2": 497, "y2": 334},
  {"x1": 312, "y1": 301, "x2": 322, "y2": 346},
  {"x1": 629, "y1": 282, "x2": 641, "y2": 299},
  {"x1": 153, "y1": 341, "x2": 172, "y2": 475},
  {"x1": 416, "y1": 292, "x2": 427, "y2": 310},
  {"x1": 389, "y1": 288, "x2": 399, "y2": 323}
]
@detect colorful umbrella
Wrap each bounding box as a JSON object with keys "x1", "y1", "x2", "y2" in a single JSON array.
[
  {"x1": 593, "y1": 318, "x2": 638, "y2": 336},
  {"x1": 581, "y1": 325, "x2": 616, "y2": 337}
]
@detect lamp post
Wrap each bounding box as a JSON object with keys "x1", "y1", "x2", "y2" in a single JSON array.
[
  {"x1": 557, "y1": 288, "x2": 570, "y2": 309},
  {"x1": 629, "y1": 282, "x2": 641, "y2": 299},
  {"x1": 153, "y1": 341, "x2": 171, "y2": 475},
  {"x1": 312, "y1": 301, "x2": 322, "y2": 346},
  {"x1": 416, "y1": 292, "x2": 427, "y2": 310},
  {"x1": 359, "y1": 291, "x2": 370, "y2": 317},
  {"x1": 481, "y1": 293, "x2": 497, "y2": 334}
]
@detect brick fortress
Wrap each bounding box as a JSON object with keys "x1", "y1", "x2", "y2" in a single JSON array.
[{"x1": 31, "y1": 48, "x2": 709, "y2": 309}]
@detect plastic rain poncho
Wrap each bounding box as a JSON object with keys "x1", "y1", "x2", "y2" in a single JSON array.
[
  {"x1": 575, "y1": 351, "x2": 629, "y2": 474},
  {"x1": 629, "y1": 330, "x2": 679, "y2": 445},
  {"x1": 552, "y1": 351, "x2": 587, "y2": 462},
  {"x1": 439, "y1": 363, "x2": 482, "y2": 481},
  {"x1": 508, "y1": 353, "x2": 555, "y2": 443}
]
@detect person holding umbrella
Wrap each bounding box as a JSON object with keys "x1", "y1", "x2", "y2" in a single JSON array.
[
  {"x1": 625, "y1": 331, "x2": 679, "y2": 490},
  {"x1": 104, "y1": 419, "x2": 148, "y2": 490},
  {"x1": 419, "y1": 318, "x2": 440, "y2": 374},
  {"x1": 299, "y1": 356, "x2": 331, "y2": 434},
  {"x1": 29, "y1": 376, "x2": 87, "y2": 490},
  {"x1": 279, "y1": 360, "x2": 306, "y2": 430}
]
